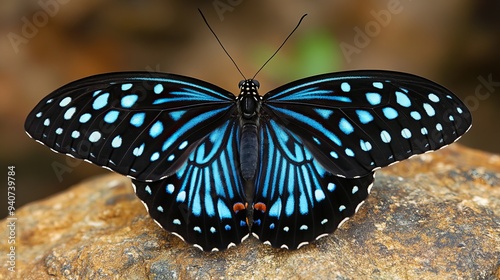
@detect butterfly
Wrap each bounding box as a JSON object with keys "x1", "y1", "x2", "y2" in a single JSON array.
[{"x1": 25, "y1": 70, "x2": 472, "y2": 251}]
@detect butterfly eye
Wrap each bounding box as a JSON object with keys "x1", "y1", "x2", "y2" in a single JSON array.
[
  {"x1": 253, "y1": 80, "x2": 260, "y2": 89},
  {"x1": 238, "y1": 80, "x2": 245, "y2": 88}
]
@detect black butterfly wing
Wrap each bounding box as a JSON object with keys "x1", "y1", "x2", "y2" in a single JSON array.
[
  {"x1": 263, "y1": 70, "x2": 472, "y2": 178},
  {"x1": 25, "y1": 69, "x2": 473, "y2": 252},
  {"x1": 133, "y1": 120, "x2": 249, "y2": 252},
  {"x1": 251, "y1": 119, "x2": 375, "y2": 249},
  {"x1": 25, "y1": 72, "x2": 236, "y2": 181}
]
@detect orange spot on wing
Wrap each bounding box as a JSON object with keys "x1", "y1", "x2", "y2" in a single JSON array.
[
  {"x1": 233, "y1": 202, "x2": 246, "y2": 213},
  {"x1": 253, "y1": 202, "x2": 267, "y2": 213}
]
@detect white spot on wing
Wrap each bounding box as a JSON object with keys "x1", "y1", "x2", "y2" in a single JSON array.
[
  {"x1": 59, "y1": 97, "x2": 72, "y2": 107},
  {"x1": 380, "y1": 130, "x2": 391, "y2": 143},
  {"x1": 154, "y1": 84, "x2": 164, "y2": 94},
  {"x1": 79, "y1": 113, "x2": 92, "y2": 123},
  {"x1": 352, "y1": 185, "x2": 359, "y2": 194},
  {"x1": 121, "y1": 83, "x2": 133, "y2": 91},
  {"x1": 111, "y1": 135, "x2": 122, "y2": 148},
  {"x1": 401, "y1": 128, "x2": 412, "y2": 139},
  {"x1": 428, "y1": 93, "x2": 440, "y2": 102},
  {"x1": 373, "y1": 82, "x2": 383, "y2": 89},
  {"x1": 341, "y1": 82, "x2": 351, "y2": 92},
  {"x1": 88, "y1": 131, "x2": 102, "y2": 142}
]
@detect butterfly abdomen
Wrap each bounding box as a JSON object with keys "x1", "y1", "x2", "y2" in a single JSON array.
[{"x1": 240, "y1": 124, "x2": 258, "y2": 180}]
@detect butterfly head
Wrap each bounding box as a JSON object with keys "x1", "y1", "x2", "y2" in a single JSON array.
[{"x1": 238, "y1": 79, "x2": 260, "y2": 97}]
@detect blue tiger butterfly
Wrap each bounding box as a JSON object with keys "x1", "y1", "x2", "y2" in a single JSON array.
[{"x1": 24, "y1": 13, "x2": 472, "y2": 252}]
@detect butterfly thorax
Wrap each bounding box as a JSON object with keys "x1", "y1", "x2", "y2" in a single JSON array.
[{"x1": 237, "y1": 80, "x2": 262, "y2": 186}]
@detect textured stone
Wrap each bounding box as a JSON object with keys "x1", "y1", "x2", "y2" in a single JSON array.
[{"x1": 1, "y1": 144, "x2": 499, "y2": 279}]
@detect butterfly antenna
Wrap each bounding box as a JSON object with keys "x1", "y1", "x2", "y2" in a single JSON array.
[
  {"x1": 252, "y1": 14, "x2": 307, "y2": 80},
  {"x1": 198, "y1": 9, "x2": 246, "y2": 80}
]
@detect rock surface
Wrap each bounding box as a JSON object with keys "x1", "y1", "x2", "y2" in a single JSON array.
[{"x1": 1, "y1": 144, "x2": 499, "y2": 279}]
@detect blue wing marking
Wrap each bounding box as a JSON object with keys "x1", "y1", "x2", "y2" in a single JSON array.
[
  {"x1": 268, "y1": 75, "x2": 367, "y2": 100},
  {"x1": 268, "y1": 105, "x2": 343, "y2": 146},
  {"x1": 132, "y1": 119, "x2": 248, "y2": 252},
  {"x1": 130, "y1": 77, "x2": 234, "y2": 101},
  {"x1": 251, "y1": 120, "x2": 375, "y2": 249},
  {"x1": 161, "y1": 107, "x2": 226, "y2": 152},
  {"x1": 274, "y1": 87, "x2": 351, "y2": 103}
]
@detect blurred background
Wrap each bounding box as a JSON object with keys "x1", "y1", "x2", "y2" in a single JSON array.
[{"x1": 1, "y1": 0, "x2": 499, "y2": 218}]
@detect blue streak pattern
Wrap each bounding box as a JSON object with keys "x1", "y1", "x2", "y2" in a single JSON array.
[
  {"x1": 252, "y1": 120, "x2": 375, "y2": 249},
  {"x1": 133, "y1": 120, "x2": 248, "y2": 251}
]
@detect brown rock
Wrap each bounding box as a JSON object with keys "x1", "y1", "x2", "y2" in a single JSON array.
[{"x1": 1, "y1": 144, "x2": 499, "y2": 279}]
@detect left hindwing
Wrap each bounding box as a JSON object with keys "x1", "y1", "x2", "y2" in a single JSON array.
[
  {"x1": 24, "y1": 72, "x2": 236, "y2": 181},
  {"x1": 263, "y1": 70, "x2": 472, "y2": 178},
  {"x1": 133, "y1": 120, "x2": 249, "y2": 252}
]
